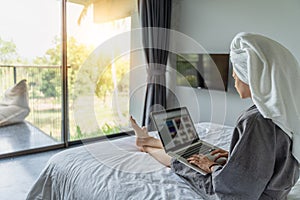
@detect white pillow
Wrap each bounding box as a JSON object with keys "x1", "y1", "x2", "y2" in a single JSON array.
[{"x1": 0, "y1": 79, "x2": 30, "y2": 126}]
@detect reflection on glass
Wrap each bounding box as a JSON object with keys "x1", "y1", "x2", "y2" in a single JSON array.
[{"x1": 176, "y1": 54, "x2": 229, "y2": 91}]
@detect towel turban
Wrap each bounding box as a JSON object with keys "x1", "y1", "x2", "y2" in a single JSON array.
[{"x1": 230, "y1": 32, "x2": 300, "y2": 163}]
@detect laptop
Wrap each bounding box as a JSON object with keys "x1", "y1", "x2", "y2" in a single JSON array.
[{"x1": 150, "y1": 107, "x2": 218, "y2": 175}]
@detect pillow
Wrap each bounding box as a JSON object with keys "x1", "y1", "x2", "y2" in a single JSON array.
[{"x1": 0, "y1": 79, "x2": 30, "y2": 126}]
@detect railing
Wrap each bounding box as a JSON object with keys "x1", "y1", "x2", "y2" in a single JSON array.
[
  {"x1": 1, "y1": 63, "x2": 131, "y2": 142},
  {"x1": 0, "y1": 65, "x2": 63, "y2": 141}
]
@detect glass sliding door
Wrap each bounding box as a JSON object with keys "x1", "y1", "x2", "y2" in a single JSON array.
[
  {"x1": 0, "y1": 0, "x2": 63, "y2": 155},
  {"x1": 0, "y1": 0, "x2": 136, "y2": 156},
  {"x1": 66, "y1": 1, "x2": 132, "y2": 141}
]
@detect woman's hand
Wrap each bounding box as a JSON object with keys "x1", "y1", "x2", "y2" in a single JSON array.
[
  {"x1": 187, "y1": 154, "x2": 218, "y2": 173},
  {"x1": 211, "y1": 149, "x2": 229, "y2": 163}
]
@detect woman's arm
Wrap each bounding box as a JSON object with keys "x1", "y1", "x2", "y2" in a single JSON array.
[{"x1": 212, "y1": 115, "x2": 276, "y2": 199}]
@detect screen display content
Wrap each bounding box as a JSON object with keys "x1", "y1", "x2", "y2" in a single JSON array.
[{"x1": 152, "y1": 108, "x2": 199, "y2": 151}]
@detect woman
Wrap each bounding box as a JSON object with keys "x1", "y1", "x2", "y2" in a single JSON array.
[{"x1": 130, "y1": 32, "x2": 300, "y2": 199}]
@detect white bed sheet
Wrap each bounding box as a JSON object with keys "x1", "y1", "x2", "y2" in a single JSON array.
[{"x1": 26, "y1": 122, "x2": 299, "y2": 200}]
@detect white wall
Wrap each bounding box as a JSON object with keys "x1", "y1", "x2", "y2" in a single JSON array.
[
  {"x1": 169, "y1": 0, "x2": 300, "y2": 126},
  {"x1": 175, "y1": 0, "x2": 300, "y2": 58},
  {"x1": 130, "y1": 0, "x2": 300, "y2": 126}
]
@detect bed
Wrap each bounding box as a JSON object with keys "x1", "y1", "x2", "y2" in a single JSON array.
[{"x1": 26, "y1": 122, "x2": 300, "y2": 200}]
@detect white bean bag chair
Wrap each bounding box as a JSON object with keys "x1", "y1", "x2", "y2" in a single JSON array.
[{"x1": 0, "y1": 79, "x2": 30, "y2": 126}]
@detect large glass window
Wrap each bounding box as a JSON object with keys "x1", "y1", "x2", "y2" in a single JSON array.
[
  {"x1": 0, "y1": 0, "x2": 63, "y2": 155},
  {"x1": 0, "y1": 0, "x2": 133, "y2": 156},
  {"x1": 66, "y1": 2, "x2": 131, "y2": 141}
]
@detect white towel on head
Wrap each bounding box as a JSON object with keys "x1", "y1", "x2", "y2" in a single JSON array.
[
  {"x1": 230, "y1": 49, "x2": 248, "y2": 84},
  {"x1": 230, "y1": 32, "x2": 300, "y2": 163}
]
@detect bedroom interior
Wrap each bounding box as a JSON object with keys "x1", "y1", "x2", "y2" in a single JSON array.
[{"x1": 0, "y1": 0, "x2": 300, "y2": 199}]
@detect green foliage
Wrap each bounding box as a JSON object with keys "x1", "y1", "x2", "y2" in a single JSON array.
[
  {"x1": 71, "y1": 123, "x2": 120, "y2": 139},
  {"x1": 31, "y1": 36, "x2": 93, "y2": 98},
  {"x1": 101, "y1": 122, "x2": 120, "y2": 135},
  {"x1": 0, "y1": 37, "x2": 21, "y2": 64},
  {"x1": 95, "y1": 57, "x2": 129, "y2": 102},
  {"x1": 40, "y1": 70, "x2": 59, "y2": 97},
  {"x1": 1, "y1": 35, "x2": 130, "y2": 138},
  {"x1": 76, "y1": 125, "x2": 83, "y2": 138},
  {"x1": 95, "y1": 65, "x2": 114, "y2": 102}
]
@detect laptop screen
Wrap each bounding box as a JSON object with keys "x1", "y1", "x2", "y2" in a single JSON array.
[{"x1": 151, "y1": 107, "x2": 199, "y2": 152}]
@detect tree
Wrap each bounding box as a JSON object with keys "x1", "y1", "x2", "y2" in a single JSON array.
[
  {"x1": 40, "y1": 70, "x2": 59, "y2": 97},
  {"x1": 0, "y1": 37, "x2": 21, "y2": 65},
  {"x1": 94, "y1": 55, "x2": 130, "y2": 103},
  {"x1": 31, "y1": 36, "x2": 129, "y2": 103},
  {"x1": 33, "y1": 36, "x2": 93, "y2": 98}
]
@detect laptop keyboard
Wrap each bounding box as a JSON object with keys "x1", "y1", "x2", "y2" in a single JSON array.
[{"x1": 178, "y1": 143, "x2": 213, "y2": 159}]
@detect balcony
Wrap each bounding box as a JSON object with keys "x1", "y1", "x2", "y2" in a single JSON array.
[
  {"x1": 0, "y1": 61, "x2": 131, "y2": 156},
  {"x1": 0, "y1": 65, "x2": 63, "y2": 155},
  {"x1": 0, "y1": 0, "x2": 133, "y2": 158}
]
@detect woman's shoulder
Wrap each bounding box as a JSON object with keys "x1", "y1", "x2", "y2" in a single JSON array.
[
  {"x1": 237, "y1": 105, "x2": 274, "y2": 129},
  {"x1": 238, "y1": 105, "x2": 261, "y2": 122}
]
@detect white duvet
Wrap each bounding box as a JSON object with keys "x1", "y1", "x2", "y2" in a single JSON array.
[{"x1": 26, "y1": 123, "x2": 300, "y2": 200}]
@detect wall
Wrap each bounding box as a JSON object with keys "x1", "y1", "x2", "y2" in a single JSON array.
[
  {"x1": 130, "y1": 0, "x2": 300, "y2": 127},
  {"x1": 169, "y1": 0, "x2": 300, "y2": 126},
  {"x1": 175, "y1": 0, "x2": 300, "y2": 56}
]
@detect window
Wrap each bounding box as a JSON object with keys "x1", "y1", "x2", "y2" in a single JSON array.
[
  {"x1": 0, "y1": 0, "x2": 134, "y2": 156},
  {"x1": 0, "y1": 0, "x2": 63, "y2": 155},
  {"x1": 67, "y1": 2, "x2": 131, "y2": 140}
]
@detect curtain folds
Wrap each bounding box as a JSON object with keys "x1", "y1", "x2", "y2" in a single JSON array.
[{"x1": 139, "y1": 0, "x2": 172, "y2": 130}]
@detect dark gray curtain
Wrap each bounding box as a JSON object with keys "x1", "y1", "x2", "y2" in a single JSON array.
[{"x1": 138, "y1": 0, "x2": 172, "y2": 130}]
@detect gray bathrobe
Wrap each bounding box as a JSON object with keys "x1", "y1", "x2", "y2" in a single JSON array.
[{"x1": 171, "y1": 105, "x2": 299, "y2": 200}]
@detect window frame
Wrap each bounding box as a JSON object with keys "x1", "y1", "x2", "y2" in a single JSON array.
[{"x1": 0, "y1": 0, "x2": 134, "y2": 159}]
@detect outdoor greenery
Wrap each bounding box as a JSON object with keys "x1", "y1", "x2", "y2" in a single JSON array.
[
  {"x1": 0, "y1": 37, "x2": 21, "y2": 64},
  {"x1": 0, "y1": 36, "x2": 130, "y2": 141}
]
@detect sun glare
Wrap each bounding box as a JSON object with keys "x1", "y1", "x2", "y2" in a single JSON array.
[{"x1": 68, "y1": 3, "x2": 131, "y2": 48}]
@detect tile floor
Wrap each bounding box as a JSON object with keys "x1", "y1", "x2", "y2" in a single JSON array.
[
  {"x1": 0, "y1": 122, "x2": 58, "y2": 155},
  {"x1": 0, "y1": 149, "x2": 61, "y2": 200}
]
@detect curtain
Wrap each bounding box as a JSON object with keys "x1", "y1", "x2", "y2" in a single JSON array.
[{"x1": 139, "y1": 0, "x2": 172, "y2": 130}]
